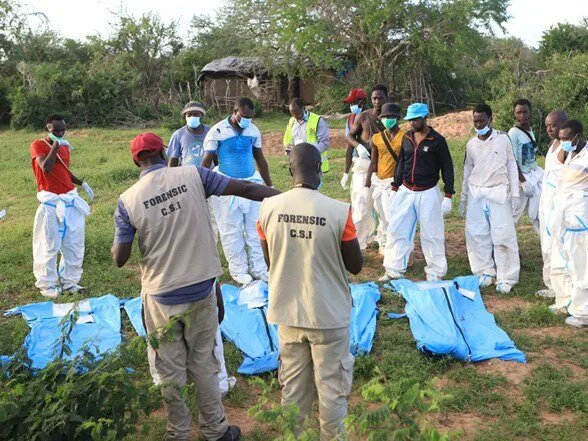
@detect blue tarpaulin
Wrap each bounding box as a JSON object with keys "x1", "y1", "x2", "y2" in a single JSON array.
[
  {"x1": 121, "y1": 297, "x2": 146, "y2": 337},
  {"x1": 3, "y1": 294, "x2": 122, "y2": 369},
  {"x1": 220, "y1": 283, "x2": 280, "y2": 375},
  {"x1": 389, "y1": 276, "x2": 525, "y2": 363},
  {"x1": 350, "y1": 282, "x2": 381, "y2": 355},
  {"x1": 220, "y1": 281, "x2": 381, "y2": 374}
]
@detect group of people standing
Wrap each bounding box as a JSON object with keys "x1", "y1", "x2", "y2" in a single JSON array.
[
  {"x1": 340, "y1": 88, "x2": 587, "y2": 330},
  {"x1": 26, "y1": 88, "x2": 586, "y2": 441}
]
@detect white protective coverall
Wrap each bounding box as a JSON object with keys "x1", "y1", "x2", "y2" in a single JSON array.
[
  {"x1": 550, "y1": 147, "x2": 588, "y2": 322},
  {"x1": 371, "y1": 174, "x2": 394, "y2": 251},
  {"x1": 33, "y1": 189, "x2": 90, "y2": 290},
  {"x1": 513, "y1": 167, "x2": 543, "y2": 234},
  {"x1": 539, "y1": 142, "x2": 567, "y2": 291},
  {"x1": 384, "y1": 186, "x2": 447, "y2": 279},
  {"x1": 209, "y1": 169, "x2": 268, "y2": 280},
  {"x1": 350, "y1": 157, "x2": 376, "y2": 250},
  {"x1": 461, "y1": 130, "x2": 520, "y2": 286}
]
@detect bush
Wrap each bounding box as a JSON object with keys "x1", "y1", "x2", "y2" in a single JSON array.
[{"x1": 0, "y1": 313, "x2": 161, "y2": 440}]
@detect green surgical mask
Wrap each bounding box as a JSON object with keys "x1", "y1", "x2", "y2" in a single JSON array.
[{"x1": 381, "y1": 118, "x2": 397, "y2": 130}]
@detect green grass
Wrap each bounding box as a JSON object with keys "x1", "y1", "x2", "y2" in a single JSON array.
[{"x1": 0, "y1": 118, "x2": 586, "y2": 440}]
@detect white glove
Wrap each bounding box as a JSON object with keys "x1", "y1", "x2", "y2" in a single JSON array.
[
  {"x1": 81, "y1": 182, "x2": 94, "y2": 202},
  {"x1": 340, "y1": 173, "x2": 349, "y2": 190},
  {"x1": 356, "y1": 144, "x2": 371, "y2": 160},
  {"x1": 521, "y1": 181, "x2": 534, "y2": 197},
  {"x1": 459, "y1": 198, "x2": 467, "y2": 218},
  {"x1": 441, "y1": 197, "x2": 452, "y2": 216},
  {"x1": 511, "y1": 196, "x2": 519, "y2": 212}
]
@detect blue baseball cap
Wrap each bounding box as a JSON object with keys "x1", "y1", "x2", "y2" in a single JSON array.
[{"x1": 404, "y1": 103, "x2": 429, "y2": 120}]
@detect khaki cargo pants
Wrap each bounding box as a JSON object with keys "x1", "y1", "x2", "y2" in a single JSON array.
[
  {"x1": 143, "y1": 291, "x2": 228, "y2": 441},
  {"x1": 278, "y1": 325, "x2": 354, "y2": 441}
]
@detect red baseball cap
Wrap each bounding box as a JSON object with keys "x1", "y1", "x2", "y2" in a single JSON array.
[
  {"x1": 130, "y1": 133, "x2": 164, "y2": 161},
  {"x1": 343, "y1": 88, "x2": 368, "y2": 104}
]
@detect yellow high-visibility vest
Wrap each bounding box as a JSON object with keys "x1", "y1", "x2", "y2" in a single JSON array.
[{"x1": 283, "y1": 112, "x2": 330, "y2": 173}]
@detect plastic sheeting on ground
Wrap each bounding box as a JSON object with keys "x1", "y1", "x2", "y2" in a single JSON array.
[
  {"x1": 350, "y1": 282, "x2": 381, "y2": 355},
  {"x1": 220, "y1": 281, "x2": 381, "y2": 375},
  {"x1": 220, "y1": 283, "x2": 280, "y2": 375},
  {"x1": 121, "y1": 297, "x2": 146, "y2": 337},
  {"x1": 389, "y1": 276, "x2": 525, "y2": 363},
  {"x1": 3, "y1": 294, "x2": 122, "y2": 369}
]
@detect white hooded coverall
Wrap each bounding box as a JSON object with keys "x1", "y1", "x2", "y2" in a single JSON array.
[
  {"x1": 551, "y1": 147, "x2": 588, "y2": 323},
  {"x1": 462, "y1": 130, "x2": 520, "y2": 286},
  {"x1": 350, "y1": 157, "x2": 376, "y2": 250},
  {"x1": 539, "y1": 142, "x2": 570, "y2": 293},
  {"x1": 33, "y1": 189, "x2": 90, "y2": 290}
]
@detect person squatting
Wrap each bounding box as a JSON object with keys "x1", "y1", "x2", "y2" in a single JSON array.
[{"x1": 26, "y1": 94, "x2": 587, "y2": 441}]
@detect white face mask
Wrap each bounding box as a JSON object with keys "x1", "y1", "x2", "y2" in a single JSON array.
[
  {"x1": 475, "y1": 125, "x2": 491, "y2": 136},
  {"x1": 186, "y1": 116, "x2": 201, "y2": 129}
]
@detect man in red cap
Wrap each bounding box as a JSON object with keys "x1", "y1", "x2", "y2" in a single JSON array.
[
  {"x1": 112, "y1": 133, "x2": 279, "y2": 441},
  {"x1": 345, "y1": 85, "x2": 389, "y2": 254}
]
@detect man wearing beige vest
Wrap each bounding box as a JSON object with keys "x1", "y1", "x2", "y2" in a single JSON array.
[
  {"x1": 112, "y1": 133, "x2": 279, "y2": 441},
  {"x1": 257, "y1": 143, "x2": 363, "y2": 440}
]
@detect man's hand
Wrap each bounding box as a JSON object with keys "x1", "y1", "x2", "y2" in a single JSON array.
[
  {"x1": 81, "y1": 182, "x2": 94, "y2": 202},
  {"x1": 340, "y1": 173, "x2": 349, "y2": 190},
  {"x1": 511, "y1": 196, "x2": 520, "y2": 213},
  {"x1": 441, "y1": 197, "x2": 453, "y2": 216},
  {"x1": 521, "y1": 181, "x2": 535, "y2": 197},
  {"x1": 459, "y1": 198, "x2": 467, "y2": 218}
]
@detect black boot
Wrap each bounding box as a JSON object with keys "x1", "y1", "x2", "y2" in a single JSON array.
[{"x1": 216, "y1": 425, "x2": 241, "y2": 441}]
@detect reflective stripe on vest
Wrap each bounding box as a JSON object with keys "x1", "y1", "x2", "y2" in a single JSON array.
[{"x1": 283, "y1": 112, "x2": 330, "y2": 173}]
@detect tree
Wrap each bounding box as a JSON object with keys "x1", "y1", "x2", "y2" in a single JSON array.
[{"x1": 539, "y1": 19, "x2": 588, "y2": 59}]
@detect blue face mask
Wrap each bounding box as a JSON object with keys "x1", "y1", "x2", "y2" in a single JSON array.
[
  {"x1": 238, "y1": 117, "x2": 252, "y2": 129},
  {"x1": 350, "y1": 104, "x2": 362, "y2": 115},
  {"x1": 560, "y1": 140, "x2": 576, "y2": 152},
  {"x1": 186, "y1": 116, "x2": 201, "y2": 129},
  {"x1": 475, "y1": 125, "x2": 491, "y2": 136}
]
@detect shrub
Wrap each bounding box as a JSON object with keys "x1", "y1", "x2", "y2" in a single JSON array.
[{"x1": 0, "y1": 313, "x2": 161, "y2": 440}]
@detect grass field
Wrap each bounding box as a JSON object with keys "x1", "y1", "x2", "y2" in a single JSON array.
[{"x1": 0, "y1": 115, "x2": 586, "y2": 440}]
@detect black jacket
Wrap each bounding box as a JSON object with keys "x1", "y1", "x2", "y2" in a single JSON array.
[{"x1": 393, "y1": 128, "x2": 455, "y2": 195}]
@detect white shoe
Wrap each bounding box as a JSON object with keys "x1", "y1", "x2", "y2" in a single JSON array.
[
  {"x1": 251, "y1": 271, "x2": 269, "y2": 282},
  {"x1": 232, "y1": 274, "x2": 253, "y2": 285},
  {"x1": 478, "y1": 274, "x2": 494, "y2": 288},
  {"x1": 535, "y1": 289, "x2": 556, "y2": 299},
  {"x1": 426, "y1": 274, "x2": 441, "y2": 282},
  {"x1": 63, "y1": 284, "x2": 86, "y2": 294},
  {"x1": 565, "y1": 316, "x2": 588, "y2": 328},
  {"x1": 548, "y1": 303, "x2": 568, "y2": 316},
  {"x1": 378, "y1": 246, "x2": 385, "y2": 256},
  {"x1": 41, "y1": 286, "x2": 62, "y2": 298},
  {"x1": 378, "y1": 274, "x2": 391, "y2": 282},
  {"x1": 496, "y1": 283, "x2": 512, "y2": 293}
]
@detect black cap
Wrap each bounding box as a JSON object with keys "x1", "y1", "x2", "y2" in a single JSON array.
[{"x1": 380, "y1": 103, "x2": 401, "y2": 118}]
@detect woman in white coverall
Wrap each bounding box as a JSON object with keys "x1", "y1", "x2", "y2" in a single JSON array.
[
  {"x1": 460, "y1": 104, "x2": 520, "y2": 293},
  {"x1": 550, "y1": 120, "x2": 588, "y2": 328}
]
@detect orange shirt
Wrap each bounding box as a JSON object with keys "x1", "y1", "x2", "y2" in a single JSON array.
[{"x1": 30, "y1": 139, "x2": 75, "y2": 194}]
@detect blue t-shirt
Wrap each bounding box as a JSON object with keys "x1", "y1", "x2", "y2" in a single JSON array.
[
  {"x1": 113, "y1": 163, "x2": 230, "y2": 305},
  {"x1": 167, "y1": 125, "x2": 210, "y2": 166},
  {"x1": 203, "y1": 117, "x2": 262, "y2": 178}
]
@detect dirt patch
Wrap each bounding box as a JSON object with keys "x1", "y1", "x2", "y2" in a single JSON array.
[
  {"x1": 516, "y1": 326, "x2": 577, "y2": 340},
  {"x1": 540, "y1": 410, "x2": 578, "y2": 425},
  {"x1": 263, "y1": 128, "x2": 348, "y2": 156},
  {"x1": 475, "y1": 359, "x2": 534, "y2": 386},
  {"x1": 483, "y1": 296, "x2": 534, "y2": 313},
  {"x1": 434, "y1": 412, "x2": 487, "y2": 439}
]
